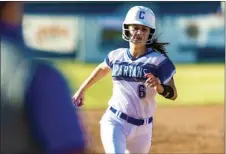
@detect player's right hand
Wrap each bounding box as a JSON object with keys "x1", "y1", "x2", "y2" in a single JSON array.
[
  {"x1": 72, "y1": 90, "x2": 85, "y2": 107},
  {"x1": 144, "y1": 73, "x2": 161, "y2": 88}
]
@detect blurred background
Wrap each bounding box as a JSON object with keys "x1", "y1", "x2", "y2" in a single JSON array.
[
  {"x1": 20, "y1": 1, "x2": 224, "y2": 153},
  {"x1": 23, "y1": 2, "x2": 224, "y2": 63}
]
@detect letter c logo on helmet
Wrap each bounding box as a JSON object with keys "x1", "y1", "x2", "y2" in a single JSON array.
[
  {"x1": 139, "y1": 11, "x2": 145, "y2": 19},
  {"x1": 122, "y1": 6, "x2": 156, "y2": 44}
]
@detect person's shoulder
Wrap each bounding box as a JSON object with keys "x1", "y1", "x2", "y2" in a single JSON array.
[
  {"x1": 148, "y1": 49, "x2": 171, "y2": 66},
  {"x1": 32, "y1": 59, "x2": 63, "y2": 77},
  {"x1": 151, "y1": 51, "x2": 166, "y2": 58},
  {"x1": 29, "y1": 59, "x2": 68, "y2": 88},
  {"x1": 28, "y1": 59, "x2": 71, "y2": 100}
]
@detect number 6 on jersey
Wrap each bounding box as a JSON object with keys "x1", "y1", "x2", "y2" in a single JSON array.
[{"x1": 137, "y1": 84, "x2": 146, "y2": 99}]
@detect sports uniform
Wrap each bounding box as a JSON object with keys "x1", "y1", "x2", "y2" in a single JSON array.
[{"x1": 73, "y1": 5, "x2": 177, "y2": 154}]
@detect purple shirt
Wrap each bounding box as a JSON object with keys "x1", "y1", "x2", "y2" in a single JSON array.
[{"x1": 1, "y1": 21, "x2": 86, "y2": 153}]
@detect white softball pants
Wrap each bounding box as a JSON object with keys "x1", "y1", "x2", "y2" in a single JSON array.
[{"x1": 100, "y1": 107, "x2": 153, "y2": 154}]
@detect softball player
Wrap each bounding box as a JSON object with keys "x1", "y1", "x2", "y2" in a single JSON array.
[{"x1": 73, "y1": 6, "x2": 178, "y2": 153}]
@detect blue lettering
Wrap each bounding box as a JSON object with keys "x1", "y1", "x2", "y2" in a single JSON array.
[
  {"x1": 111, "y1": 62, "x2": 157, "y2": 82},
  {"x1": 139, "y1": 11, "x2": 145, "y2": 19}
]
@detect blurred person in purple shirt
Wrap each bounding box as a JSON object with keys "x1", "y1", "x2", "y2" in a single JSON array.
[{"x1": 1, "y1": 2, "x2": 86, "y2": 154}]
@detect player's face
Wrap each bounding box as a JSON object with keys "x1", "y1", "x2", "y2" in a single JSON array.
[{"x1": 128, "y1": 24, "x2": 150, "y2": 45}]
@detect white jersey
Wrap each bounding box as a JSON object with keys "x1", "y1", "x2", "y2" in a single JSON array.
[{"x1": 105, "y1": 48, "x2": 176, "y2": 119}]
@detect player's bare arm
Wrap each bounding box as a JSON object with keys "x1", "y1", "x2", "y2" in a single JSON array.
[
  {"x1": 72, "y1": 62, "x2": 111, "y2": 106},
  {"x1": 78, "y1": 62, "x2": 111, "y2": 92}
]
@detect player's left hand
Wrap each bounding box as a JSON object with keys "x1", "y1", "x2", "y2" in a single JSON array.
[{"x1": 144, "y1": 73, "x2": 161, "y2": 88}]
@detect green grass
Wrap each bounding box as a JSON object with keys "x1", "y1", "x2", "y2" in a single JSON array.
[{"x1": 51, "y1": 59, "x2": 224, "y2": 109}]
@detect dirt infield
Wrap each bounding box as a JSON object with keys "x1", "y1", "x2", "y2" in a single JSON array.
[{"x1": 80, "y1": 105, "x2": 224, "y2": 153}]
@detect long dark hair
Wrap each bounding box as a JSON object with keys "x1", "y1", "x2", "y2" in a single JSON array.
[{"x1": 147, "y1": 36, "x2": 169, "y2": 56}]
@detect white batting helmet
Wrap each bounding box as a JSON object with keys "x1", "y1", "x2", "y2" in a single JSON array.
[{"x1": 122, "y1": 6, "x2": 156, "y2": 44}]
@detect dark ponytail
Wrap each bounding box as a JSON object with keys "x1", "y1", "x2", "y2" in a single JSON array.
[{"x1": 147, "y1": 37, "x2": 169, "y2": 56}]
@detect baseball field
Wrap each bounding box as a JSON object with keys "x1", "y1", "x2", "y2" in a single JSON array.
[{"x1": 53, "y1": 60, "x2": 224, "y2": 153}]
